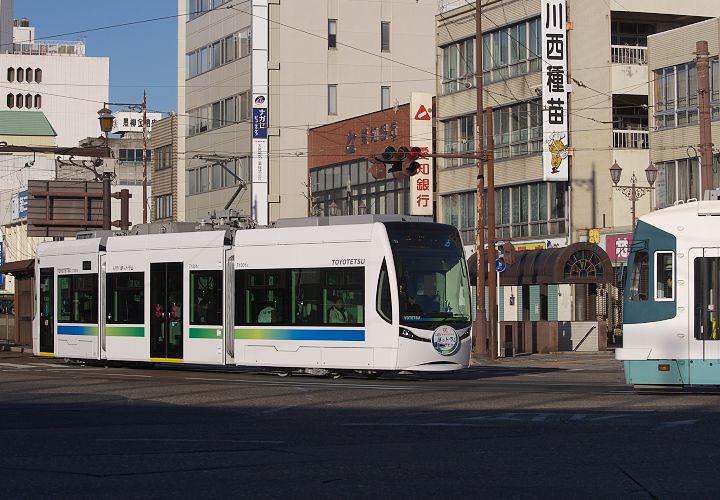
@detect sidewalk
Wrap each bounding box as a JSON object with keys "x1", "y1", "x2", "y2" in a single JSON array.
[
  {"x1": 471, "y1": 350, "x2": 617, "y2": 367},
  {"x1": 0, "y1": 342, "x2": 33, "y2": 354}
]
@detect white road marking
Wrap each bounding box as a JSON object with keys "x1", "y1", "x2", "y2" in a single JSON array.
[
  {"x1": 0, "y1": 362, "x2": 38, "y2": 368},
  {"x1": 658, "y1": 419, "x2": 698, "y2": 428},
  {"x1": 97, "y1": 438, "x2": 285, "y2": 444},
  {"x1": 184, "y1": 376, "x2": 415, "y2": 391},
  {"x1": 101, "y1": 373, "x2": 152, "y2": 378}
]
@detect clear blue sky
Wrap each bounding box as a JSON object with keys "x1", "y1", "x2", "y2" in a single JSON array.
[{"x1": 14, "y1": 0, "x2": 178, "y2": 115}]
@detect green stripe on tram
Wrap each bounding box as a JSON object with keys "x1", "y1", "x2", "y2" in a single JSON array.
[
  {"x1": 106, "y1": 325, "x2": 145, "y2": 337},
  {"x1": 189, "y1": 326, "x2": 223, "y2": 339}
]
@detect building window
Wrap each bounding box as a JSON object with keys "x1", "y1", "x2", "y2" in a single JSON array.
[
  {"x1": 186, "y1": 27, "x2": 251, "y2": 79},
  {"x1": 654, "y1": 158, "x2": 707, "y2": 208},
  {"x1": 442, "y1": 191, "x2": 477, "y2": 244},
  {"x1": 6, "y1": 93, "x2": 13, "y2": 108},
  {"x1": 16, "y1": 67, "x2": 23, "y2": 82},
  {"x1": 328, "y1": 84, "x2": 337, "y2": 115},
  {"x1": 187, "y1": 157, "x2": 249, "y2": 195},
  {"x1": 155, "y1": 194, "x2": 173, "y2": 219},
  {"x1": 154, "y1": 144, "x2": 173, "y2": 171},
  {"x1": 481, "y1": 17, "x2": 541, "y2": 84},
  {"x1": 119, "y1": 149, "x2": 149, "y2": 163},
  {"x1": 381, "y1": 86, "x2": 391, "y2": 110},
  {"x1": 443, "y1": 182, "x2": 567, "y2": 243},
  {"x1": 442, "y1": 114, "x2": 475, "y2": 168},
  {"x1": 654, "y1": 59, "x2": 719, "y2": 129},
  {"x1": 188, "y1": 91, "x2": 251, "y2": 136},
  {"x1": 492, "y1": 100, "x2": 542, "y2": 160},
  {"x1": 26, "y1": 67, "x2": 33, "y2": 83},
  {"x1": 15, "y1": 93, "x2": 22, "y2": 108},
  {"x1": 34, "y1": 68, "x2": 42, "y2": 83},
  {"x1": 328, "y1": 19, "x2": 337, "y2": 49},
  {"x1": 6, "y1": 67, "x2": 13, "y2": 82},
  {"x1": 188, "y1": 0, "x2": 232, "y2": 21},
  {"x1": 381, "y1": 21, "x2": 390, "y2": 52},
  {"x1": 441, "y1": 38, "x2": 474, "y2": 94}
]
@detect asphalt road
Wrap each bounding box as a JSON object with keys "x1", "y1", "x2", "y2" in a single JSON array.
[{"x1": 1, "y1": 351, "x2": 719, "y2": 499}]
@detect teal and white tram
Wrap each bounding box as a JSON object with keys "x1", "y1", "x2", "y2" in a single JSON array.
[
  {"x1": 616, "y1": 201, "x2": 720, "y2": 386},
  {"x1": 34, "y1": 216, "x2": 472, "y2": 375}
]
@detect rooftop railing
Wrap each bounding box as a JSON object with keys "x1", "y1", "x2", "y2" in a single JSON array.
[
  {"x1": 611, "y1": 45, "x2": 646, "y2": 65},
  {"x1": 13, "y1": 41, "x2": 85, "y2": 56}
]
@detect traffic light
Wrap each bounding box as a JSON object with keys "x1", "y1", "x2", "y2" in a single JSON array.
[
  {"x1": 368, "y1": 146, "x2": 422, "y2": 179},
  {"x1": 495, "y1": 241, "x2": 516, "y2": 272}
]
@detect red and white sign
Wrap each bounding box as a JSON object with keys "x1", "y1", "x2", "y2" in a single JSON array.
[
  {"x1": 606, "y1": 234, "x2": 633, "y2": 261},
  {"x1": 410, "y1": 93, "x2": 433, "y2": 216},
  {"x1": 414, "y1": 104, "x2": 431, "y2": 120}
]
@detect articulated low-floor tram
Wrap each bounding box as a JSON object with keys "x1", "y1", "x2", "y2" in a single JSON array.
[
  {"x1": 616, "y1": 201, "x2": 720, "y2": 387},
  {"x1": 34, "y1": 215, "x2": 472, "y2": 376}
]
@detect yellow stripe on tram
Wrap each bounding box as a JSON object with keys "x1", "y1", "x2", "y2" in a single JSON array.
[
  {"x1": 38, "y1": 352, "x2": 54, "y2": 357},
  {"x1": 149, "y1": 358, "x2": 184, "y2": 364}
]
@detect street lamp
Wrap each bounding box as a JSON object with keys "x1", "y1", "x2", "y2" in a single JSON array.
[
  {"x1": 97, "y1": 91, "x2": 149, "y2": 224},
  {"x1": 610, "y1": 160, "x2": 657, "y2": 231}
]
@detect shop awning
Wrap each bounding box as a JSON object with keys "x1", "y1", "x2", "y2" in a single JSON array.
[
  {"x1": 0, "y1": 258, "x2": 35, "y2": 277},
  {"x1": 467, "y1": 242, "x2": 613, "y2": 286}
]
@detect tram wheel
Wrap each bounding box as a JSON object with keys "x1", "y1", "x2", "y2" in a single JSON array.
[
  {"x1": 277, "y1": 369, "x2": 292, "y2": 377},
  {"x1": 365, "y1": 371, "x2": 384, "y2": 379}
]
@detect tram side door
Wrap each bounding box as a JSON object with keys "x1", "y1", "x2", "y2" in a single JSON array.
[
  {"x1": 150, "y1": 262, "x2": 184, "y2": 360},
  {"x1": 688, "y1": 248, "x2": 720, "y2": 382},
  {"x1": 39, "y1": 268, "x2": 54, "y2": 354}
]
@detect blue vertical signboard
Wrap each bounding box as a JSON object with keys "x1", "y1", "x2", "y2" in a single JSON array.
[
  {"x1": 252, "y1": 107, "x2": 268, "y2": 139},
  {"x1": 0, "y1": 241, "x2": 4, "y2": 289}
]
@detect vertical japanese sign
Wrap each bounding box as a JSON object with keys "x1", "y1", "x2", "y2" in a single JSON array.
[
  {"x1": 410, "y1": 92, "x2": 433, "y2": 216},
  {"x1": 11, "y1": 190, "x2": 28, "y2": 220},
  {"x1": 541, "y1": 0, "x2": 569, "y2": 182},
  {"x1": 252, "y1": 0, "x2": 269, "y2": 225}
]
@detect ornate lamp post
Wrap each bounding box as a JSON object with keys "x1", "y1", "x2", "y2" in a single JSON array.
[
  {"x1": 610, "y1": 160, "x2": 658, "y2": 231},
  {"x1": 97, "y1": 91, "x2": 149, "y2": 223},
  {"x1": 97, "y1": 106, "x2": 116, "y2": 230}
]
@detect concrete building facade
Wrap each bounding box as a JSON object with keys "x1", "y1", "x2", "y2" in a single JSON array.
[
  {"x1": 647, "y1": 17, "x2": 720, "y2": 206},
  {"x1": 149, "y1": 113, "x2": 181, "y2": 222},
  {"x1": 179, "y1": 0, "x2": 439, "y2": 224},
  {"x1": 0, "y1": 13, "x2": 109, "y2": 148},
  {"x1": 435, "y1": 0, "x2": 720, "y2": 330}
]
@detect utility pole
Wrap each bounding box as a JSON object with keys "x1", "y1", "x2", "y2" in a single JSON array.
[
  {"x1": 142, "y1": 90, "x2": 148, "y2": 223},
  {"x1": 485, "y1": 106, "x2": 497, "y2": 360},
  {"x1": 474, "y1": 0, "x2": 488, "y2": 357},
  {"x1": 696, "y1": 40, "x2": 714, "y2": 196}
]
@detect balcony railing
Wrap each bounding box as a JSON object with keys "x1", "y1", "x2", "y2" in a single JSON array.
[
  {"x1": 13, "y1": 41, "x2": 85, "y2": 56},
  {"x1": 613, "y1": 129, "x2": 649, "y2": 149},
  {"x1": 611, "y1": 45, "x2": 646, "y2": 65}
]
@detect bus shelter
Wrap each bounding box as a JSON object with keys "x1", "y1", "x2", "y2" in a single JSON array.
[{"x1": 468, "y1": 242, "x2": 613, "y2": 355}]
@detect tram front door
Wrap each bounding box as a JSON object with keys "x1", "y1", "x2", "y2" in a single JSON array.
[
  {"x1": 688, "y1": 248, "x2": 720, "y2": 384},
  {"x1": 150, "y1": 262, "x2": 183, "y2": 360},
  {"x1": 39, "y1": 268, "x2": 54, "y2": 354}
]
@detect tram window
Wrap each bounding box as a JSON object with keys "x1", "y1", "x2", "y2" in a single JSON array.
[
  {"x1": 236, "y1": 267, "x2": 364, "y2": 326},
  {"x1": 376, "y1": 259, "x2": 392, "y2": 323},
  {"x1": 106, "y1": 272, "x2": 144, "y2": 324},
  {"x1": 628, "y1": 251, "x2": 649, "y2": 301},
  {"x1": 57, "y1": 274, "x2": 98, "y2": 323},
  {"x1": 694, "y1": 258, "x2": 720, "y2": 341},
  {"x1": 654, "y1": 252, "x2": 674, "y2": 301},
  {"x1": 322, "y1": 268, "x2": 364, "y2": 325},
  {"x1": 190, "y1": 270, "x2": 223, "y2": 325}
]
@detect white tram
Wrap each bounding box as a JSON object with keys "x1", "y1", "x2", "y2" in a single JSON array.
[
  {"x1": 616, "y1": 201, "x2": 720, "y2": 386},
  {"x1": 34, "y1": 216, "x2": 472, "y2": 375}
]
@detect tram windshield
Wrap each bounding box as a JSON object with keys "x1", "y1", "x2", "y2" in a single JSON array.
[{"x1": 385, "y1": 222, "x2": 472, "y2": 328}]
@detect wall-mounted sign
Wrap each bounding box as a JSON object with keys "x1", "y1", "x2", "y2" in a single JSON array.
[
  {"x1": 606, "y1": 234, "x2": 633, "y2": 262},
  {"x1": 541, "y1": 0, "x2": 569, "y2": 182},
  {"x1": 11, "y1": 190, "x2": 28, "y2": 220},
  {"x1": 410, "y1": 93, "x2": 433, "y2": 216}
]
